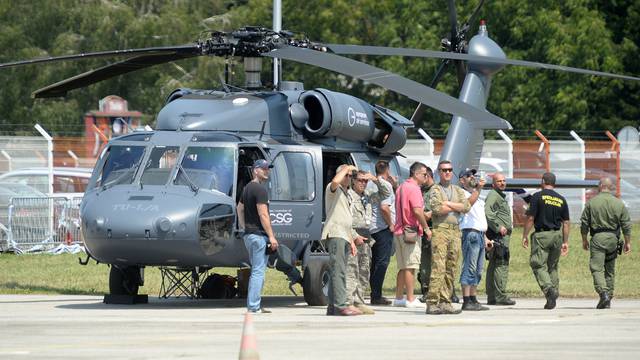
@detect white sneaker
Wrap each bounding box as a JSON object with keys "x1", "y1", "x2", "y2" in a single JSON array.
[
  {"x1": 392, "y1": 298, "x2": 407, "y2": 307},
  {"x1": 405, "y1": 298, "x2": 424, "y2": 308}
]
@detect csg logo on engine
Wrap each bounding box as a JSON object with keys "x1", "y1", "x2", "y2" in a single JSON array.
[{"x1": 270, "y1": 209, "x2": 293, "y2": 225}]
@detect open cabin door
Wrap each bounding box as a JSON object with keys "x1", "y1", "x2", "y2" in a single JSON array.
[{"x1": 266, "y1": 144, "x2": 323, "y2": 250}]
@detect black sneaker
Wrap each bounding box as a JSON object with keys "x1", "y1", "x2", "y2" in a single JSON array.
[
  {"x1": 370, "y1": 297, "x2": 392, "y2": 305},
  {"x1": 462, "y1": 302, "x2": 490, "y2": 311}
]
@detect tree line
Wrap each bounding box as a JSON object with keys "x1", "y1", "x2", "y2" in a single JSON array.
[{"x1": 0, "y1": 0, "x2": 637, "y2": 137}]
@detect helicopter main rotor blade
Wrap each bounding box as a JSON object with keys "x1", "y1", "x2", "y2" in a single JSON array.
[
  {"x1": 32, "y1": 47, "x2": 201, "y2": 98},
  {"x1": 325, "y1": 44, "x2": 640, "y2": 82},
  {"x1": 447, "y1": 0, "x2": 467, "y2": 87},
  {"x1": 0, "y1": 45, "x2": 201, "y2": 69},
  {"x1": 460, "y1": 0, "x2": 486, "y2": 36},
  {"x1": 447, "y1": 0, "x2": 458, "y2": 50},
  {"x1": 264, "y1": 47, "x2": 511, "y2": 129}
]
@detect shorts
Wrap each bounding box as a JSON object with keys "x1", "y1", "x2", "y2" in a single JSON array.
[{"x1": 393, "y1": 234, "x2": 422, "y2": 270}]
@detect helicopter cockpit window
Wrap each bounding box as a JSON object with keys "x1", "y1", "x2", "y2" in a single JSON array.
[
  {"x1": 95, "y1": 145, "x2": 145, "y2": 188},
  {"x1": 269, "y1": 152, "x2": 315, "y2": 201},
  {"x1": 174, "y1": 146, "x2": 235, "y2": 196},
  {"x1": 140, "y1": 146, "x2": 180, "y2": 186}
]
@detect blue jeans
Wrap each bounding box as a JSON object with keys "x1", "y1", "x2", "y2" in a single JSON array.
[
  {"x1": 370, "y1": 228, "x2": 394, "y2": 299},
  {"x1": 243, "y1": 233, "x2": 268, "y2": 311},
  {"x1": 460, "y1": 229, "x2": 485, "y2": 286}
]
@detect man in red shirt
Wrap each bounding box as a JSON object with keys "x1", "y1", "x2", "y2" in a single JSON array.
[{"x1": 392, "y1": 162, "x2": 431, "y2": 307}]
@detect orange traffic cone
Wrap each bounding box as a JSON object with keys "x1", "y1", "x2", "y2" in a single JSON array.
[{"x1": 238, "y1": 312, "x2": 259, "y2": 360}]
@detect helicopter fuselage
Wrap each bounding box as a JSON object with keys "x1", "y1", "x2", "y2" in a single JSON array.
[{"x1": 80, "y1": 88, "x2": 410, "y2": 269}]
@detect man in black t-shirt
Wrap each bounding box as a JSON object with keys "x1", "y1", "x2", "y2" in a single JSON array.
[
  {"x1": 237, "y1": 159, "x2": 278, "y2": 313},
  {"x1": 522, "y1": 172, "x2": 570, "y2": 310}
]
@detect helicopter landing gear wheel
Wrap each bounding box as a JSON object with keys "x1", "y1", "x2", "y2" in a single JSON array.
[
  {"x1": 302, "y1": 255, "x2": 330, "y2": 306},
  {"x1": 109, "y1": 265, "x2": 141, "y2": 296}
]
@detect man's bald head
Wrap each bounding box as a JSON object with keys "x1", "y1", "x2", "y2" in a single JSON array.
[
  {"x1": 599, "y1": 177, "x2": 615, "y2": 192},
  {"x1": 492, "y1": 172, "x2": 506, "y2": 190}
]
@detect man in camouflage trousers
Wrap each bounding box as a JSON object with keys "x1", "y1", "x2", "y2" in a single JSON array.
[
  {"x1": 426, "y1": 160, "x2": 474, "y2": 315},
  {"x1": 347, "y1": 170, "x2": 390, "y2": 314},
  {"x1": 580, "y1": 177, "x2": 632, "y2": 309},
  {"x1": 418, "y1": 166, "x2": 435, "y2": 303},
  {"x1": 484, "y1": 172, "x2": 516, "y2": 306}
]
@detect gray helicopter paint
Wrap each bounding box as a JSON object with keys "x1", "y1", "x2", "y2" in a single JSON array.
[
  {"x1": 156, "y1": 93, "x2": 291, "y2": 137},
  {"x1": 154, "y1": 89, "x2": 407, "y2": 154},
  {"x1": 82, "y1": 131, "x2": 247, "y2": 266},
  {"x1": 440, "y1": 23, "x2": 510, "y2": 175}
]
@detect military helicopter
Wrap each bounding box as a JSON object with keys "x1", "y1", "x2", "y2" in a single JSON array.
[{"x1": 2, "y1": 1, "x2": 639, "y2": 306}]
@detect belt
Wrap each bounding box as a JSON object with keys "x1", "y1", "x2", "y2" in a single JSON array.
[
  {"x1": 590, "y1": 228, "x2": 617, "y2": 236},
  {"x1": 371, "y1": 227, "x2": 390, "y2": 235},
  {"x1": 535, "y1": 227, "x2": 560, "y2": 232},
  {"x1": 436, "y1": 223, "x2": 459, "y2": 230},
  {"x1": 461, "y1": 228, "x2": 484, "y2": 234}
]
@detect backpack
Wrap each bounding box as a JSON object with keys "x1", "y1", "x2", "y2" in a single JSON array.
[{"x1": 198, "y1": 273, "x2": 238, "y2": 299}]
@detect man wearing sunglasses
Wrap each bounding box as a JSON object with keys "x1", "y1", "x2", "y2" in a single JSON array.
[
  {"x1": 346, "y1": 170, "x2": 390, "y2": 313},
  {"x1": 426, "y1": 160, "x2": 476, "y2": 315}
]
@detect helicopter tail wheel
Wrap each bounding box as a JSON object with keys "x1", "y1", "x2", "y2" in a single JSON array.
[
  {"x1": 109, "y1": 265, "x2": 141, "y2": 296},
  {"x1": 302, "y1": 255, "x2": 330, "y2": 306}
]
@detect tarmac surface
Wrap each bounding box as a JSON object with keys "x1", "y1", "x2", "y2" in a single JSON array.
[{"x1": 1, "y1": 294, "x2": 639, "y2": 359}]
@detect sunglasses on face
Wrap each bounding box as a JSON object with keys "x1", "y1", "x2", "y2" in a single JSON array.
[
  {"x1": 356, "y1": 178, "x2": 369, "y2": 183},
  {"x1": 440, "y1": 168, "x2": 453, "y2": 173}
]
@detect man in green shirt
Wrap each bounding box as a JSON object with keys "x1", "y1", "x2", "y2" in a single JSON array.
[
  {"x1": 580, "y1": 177, "x2": 632, "y2": 309},
  {"x1": 418, "y1": 166, "x2": 435, "y2": 302},
  {"x1": 484, "y1": 172, "x2": 516, "y2": 306}
]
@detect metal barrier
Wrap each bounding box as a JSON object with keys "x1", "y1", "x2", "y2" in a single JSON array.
[
  {"x1": 6, "y1": 196, "x2": 83, "y2": 252},
  {"x1": 0, "y1": 223, "x2": 8, "y2": 252}
]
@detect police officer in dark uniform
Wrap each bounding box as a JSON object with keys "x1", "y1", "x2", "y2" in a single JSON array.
[
  {"x1": 580, "y1": 177, "x2": 632, "y2": 309},
  {"x1": 522, "y1": 172, "x2": 570, "y2": 310}
]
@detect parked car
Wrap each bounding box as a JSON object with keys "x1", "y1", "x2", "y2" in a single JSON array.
[
  {"x1": 0, "y1": 183, "x2": 45, "y2": 226},
  {"x1": 0, "y1": 168, "x2": 91, "y2": 249},
  {"x1": 0, "y1": 167, "x2": 92, "y2": 195}
]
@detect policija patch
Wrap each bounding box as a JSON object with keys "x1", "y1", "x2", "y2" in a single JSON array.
[{"x1": 542, "y1": 194, "x2": 564, "y2": 208}]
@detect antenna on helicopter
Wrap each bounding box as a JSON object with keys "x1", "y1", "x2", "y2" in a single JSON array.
[{"x1": 258, "y1": 120, "x2": 266, "y2": 140}]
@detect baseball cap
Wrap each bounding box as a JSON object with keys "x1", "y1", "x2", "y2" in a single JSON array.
[
  {"x1": 252, "y1": 159, "x2": 273, "y2": 170},
  {"x1": 459, "y1": 168, "x2": 477, "y2": 179}
]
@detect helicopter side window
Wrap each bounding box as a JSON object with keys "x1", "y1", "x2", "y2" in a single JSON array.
[
  {"x1": 175, "y1": 146, "x2": 234, "y2": 196},
  {"x1": 95, "y1": 145, "x2": 145, "y2": 188},
  {"x1": 269, "y1": 152, "x2": 315, "y2": 201},
  {"x1": 140, "y1": 146, "x2": 180, "y2": 186}
]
